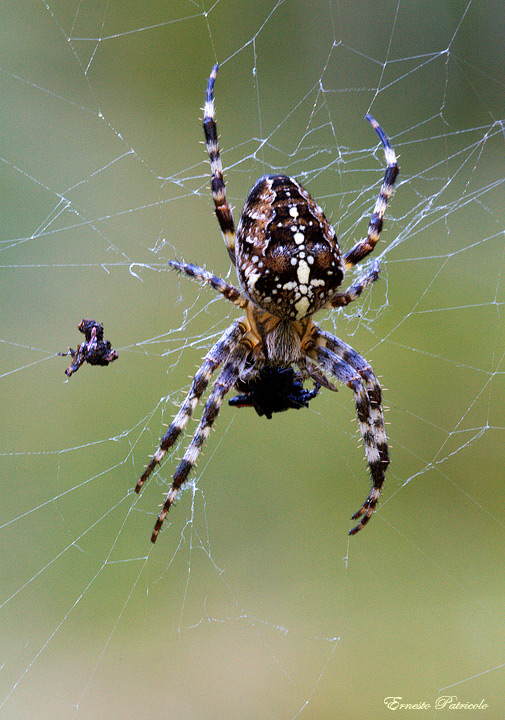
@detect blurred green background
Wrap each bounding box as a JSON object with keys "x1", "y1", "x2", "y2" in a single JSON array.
[{"x1": 1, "y1": 1, "x2": 505, "y2": 718}]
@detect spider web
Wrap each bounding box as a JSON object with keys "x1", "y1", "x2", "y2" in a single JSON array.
[{"x1": 1, "y1": 1, "x2": 505, "y2": 718}]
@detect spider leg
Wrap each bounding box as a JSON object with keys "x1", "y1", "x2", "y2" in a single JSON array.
[
  {"x1": 135, "y1": 320, "x2": 245, "y2": 494},
  {"x1": 326, "y1": 259, "x2": 380, "y2": 308},
  {"x1": 151, "y1": 341, "x2": 250, "y2": 542},
  {"x1": 308, "y1": 342, "x2": 385, "y2": 534},
  {"x1": 203, "y1": 64, "x2": 236, "y2": 265},
  {"x1": 315, "y1": 328, "x2": 389, "y2": 473},
  {"x1": 343, "y1": 115, "x2": 399, "y2": 269},
  {"x1": 168, "y1": 260, "x2": 248, "y2": 309}
]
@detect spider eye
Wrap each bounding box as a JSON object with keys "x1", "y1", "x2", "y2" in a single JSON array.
[{"x1": 236, "y1": 175, "x2": 344, "y2": 319}]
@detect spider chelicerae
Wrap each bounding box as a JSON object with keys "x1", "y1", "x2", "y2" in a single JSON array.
[{"x1": 136, "y1": 65, "x2": 398, "y2": 543}]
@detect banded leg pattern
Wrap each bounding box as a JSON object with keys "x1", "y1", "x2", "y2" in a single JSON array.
[
  {"x1": 344, "y1": 114, "x2": 399, "y2": 269},
  {"x1": 168, "y1": 260, "x2": 247, "y2": 308},
  {"x1": 151, "y1": 342, "x2": 250, "y2": 542},
  {"x1": 317, "y1": 329, "x2": 389, "y2": 471},
  {"x1": 309, "y1": 341, "x2": 387, "y2": 534},
  {"x1": 327, "y1": 259, "x2": 380, "y2": 308},
  {"x1": 135, "y1": 321, "x2": 244, "y2": 494},
  {"x1": 203, "y1": 64, "x2": 236, "y2": 263}
]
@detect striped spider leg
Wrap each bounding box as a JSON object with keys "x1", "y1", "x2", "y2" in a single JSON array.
[
  {"x1": 202, "y1": 63, "x2": 236, "y2": 264},
  {"x1": 135, "y1": 268, "x2": 252, "y2": 543},
  {"x1": 343, "y1": 114, "x2": 399, "y2": 269},
  {"x1": 135, "y1": 317, "x2": 243, "y2": 495},
  {"x1": 310, "y1": 326, "x2": 389, "y2": 534},
  {"x1": 149, "y1": 336, "x2": 250, "y2": 543}
]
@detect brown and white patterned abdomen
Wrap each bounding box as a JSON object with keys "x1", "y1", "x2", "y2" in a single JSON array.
[{"x1": 236, "y1": 175, "x2": 345, "y2": 320}]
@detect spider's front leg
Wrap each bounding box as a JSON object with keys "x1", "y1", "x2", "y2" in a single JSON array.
[
  {"x1": 309, "y1": 340, "x2": 387, "y2": 534},
  {"x1": 317, "y1": 329, "x2": 389, "y2": 476},
  {"x1": 135, "y1": 320, "x2": 243, "y2": 495},
  {"x1": 151, "y1": 341, "x2": 250, "y2": 543}
]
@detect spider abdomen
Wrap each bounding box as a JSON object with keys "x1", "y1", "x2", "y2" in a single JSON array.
[{"x1": 236, "y1": 175, "x2": 344, "y2": 320}]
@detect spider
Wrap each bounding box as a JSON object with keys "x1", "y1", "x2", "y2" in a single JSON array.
[
  {"x1": 135, "y1": 64, "x2": 398, "y2": 543},
  {"x1": 59, "y1": 319, "x2": 118, "y2": 377}
]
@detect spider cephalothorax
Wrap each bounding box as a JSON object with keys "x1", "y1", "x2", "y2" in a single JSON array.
[{"x1": 135, "y1": 65, "x2": 398, "y2": 543}]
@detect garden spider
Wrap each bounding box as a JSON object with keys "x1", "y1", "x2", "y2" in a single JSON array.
[{"x1": 135, "y1": 64, "x2": 398, "y2": 543}]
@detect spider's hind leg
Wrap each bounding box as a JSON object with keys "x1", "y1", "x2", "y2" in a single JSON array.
[
  {"x1": 203, "y1": 64, "x2": 236, "y2": 264},
  {"x1": 344, "y1": 115, "x2": 398, "y2": 269}
]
